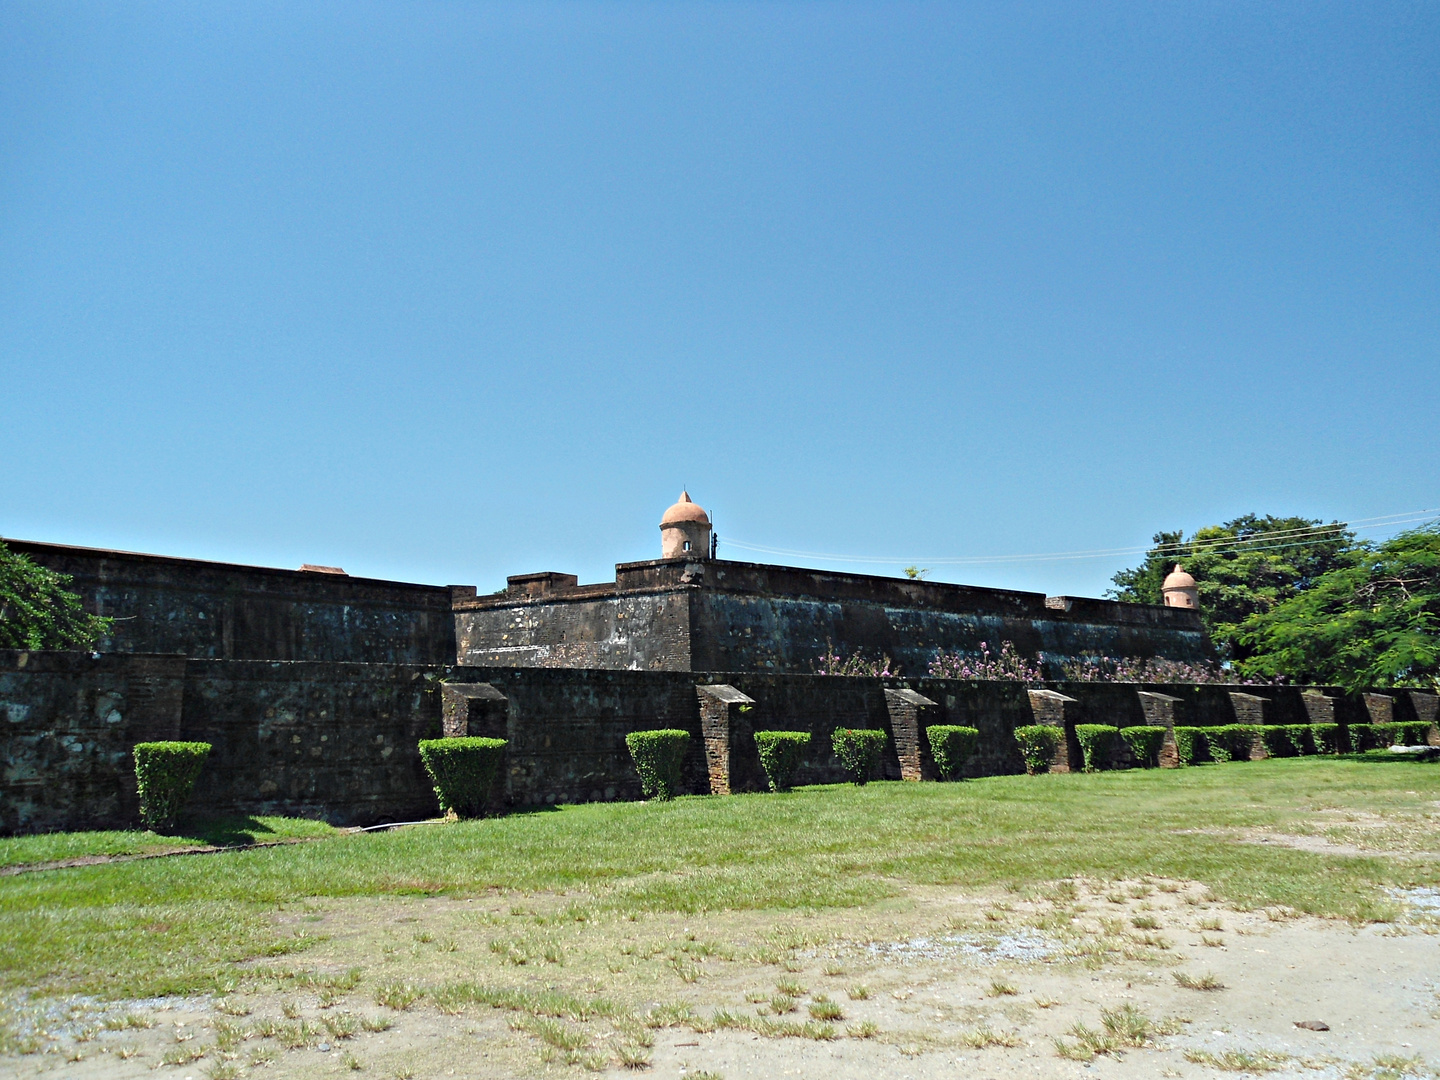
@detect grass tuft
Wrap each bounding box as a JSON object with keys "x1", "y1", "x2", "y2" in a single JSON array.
[
  {"x1": 1174, "y1": 971, "x2": 1226, "y2": 991},
  {"x1": 1184, "y1": 1048, "x2": 1290, "y2": 1071},
  {"x1": 807, "y1": 996, "x2": 843, "y2": 1021},
  {"x1": 374, "y1": 982, "x2": 422, "y2": 1010},
  {"x1": 961, "y1": 1025, "x2": 1023, "y2": 1049}
]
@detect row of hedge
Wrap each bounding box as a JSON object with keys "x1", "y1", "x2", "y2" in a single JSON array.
[
  {"x1": 623, "y1": 724, "x2": 985, "y2": 800},
  {"x1": 1175, "y1": 720, "x2": 1432, "y2": 763},
  {"x1": 130, "y1": 722, "x2": 973, "y2": 829},
  {"x1": 431, "y1": 716, "x2": 1435, "y2": 805},
  {"x1": 1011, "y1": 719, "x2": 1435, "y2": 774},
  {"x1": 134, "y1": 712, "x2": 1435, "y2": 829}
]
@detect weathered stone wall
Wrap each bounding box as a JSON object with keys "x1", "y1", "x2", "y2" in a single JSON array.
[
  {"x1": 456, "y1": 591, "x2": 691, "y2": 671},
  {"x1": 689, "y1": 592, "x2": 1210, "y2": 675},
  {"x1": 1, "y1": 650, "x2": 186, "y2": 833},
  {"x1": 455, "y1": 557, "x2": 1211, "y2": 676},
  {"x1": 7, "y1": 539, "x2": 462, "y2": 664},
  {"x1": 178, "y1": 660, "x2": 454, "y2": 825},
  {"x1": 7, "y1": 649, "x2": 1436, "y2": 834}
]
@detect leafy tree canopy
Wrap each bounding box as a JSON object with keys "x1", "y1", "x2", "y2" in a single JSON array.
[
  {"x1": 0, "y1": 541, "x2": 112, "y2": 650},
  {"x1": 1237, "y1": 525, "x2": 1440, "y2": 691},
  {"x1": 1107, "y1": 514, "x2": 1359, "y2": 662}
]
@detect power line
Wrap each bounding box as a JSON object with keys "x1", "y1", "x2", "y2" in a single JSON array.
[{"x1": 723, "y1": 507, "x2": 1439, "y2": 569}]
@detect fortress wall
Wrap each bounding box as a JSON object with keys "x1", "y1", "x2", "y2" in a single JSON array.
[
  {"x1": 455, "y1": 558, "x2": 1209, "y2": 676},
  {"x1": 688, "y1": 592, "x2": 1211, "y2": 675},
  {"x1": 6, "y1": 651, "x2": 1434, "y2": 834},
  {"x1": 178, "y1": 660, "x2": 450, "y2": 825},
  {"x1": 6, "y1": 539, "x2": 459, "y2": 665}
]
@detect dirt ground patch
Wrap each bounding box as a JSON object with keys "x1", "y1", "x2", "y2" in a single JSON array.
[{"x1": 6, "y1": 878, "x2": 1440, "y2": 1080}]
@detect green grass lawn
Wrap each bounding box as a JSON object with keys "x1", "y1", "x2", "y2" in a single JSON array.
[
  {"x1": 2, "y1": 756, "x2": 1436, "y2": 1002},
  {"x1": 0, "y1": 815, "x2": 338, "y2": 869}
]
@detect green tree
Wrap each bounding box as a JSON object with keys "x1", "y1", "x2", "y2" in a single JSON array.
[
  {"x1": 0, "y1": 541, "x2": 113, "y2": 650},
  {"x1": 1107, "y1": 515, "x2": 1358, "y2": 662},
  {"x1": 1237, "y1": 525, "x2": 1440, "y2": 690}
]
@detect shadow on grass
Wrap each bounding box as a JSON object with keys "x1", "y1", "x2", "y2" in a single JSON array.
[
  {"x1": 1337, "y1": 750, "x2": 1440, "y2": 766},
  {"x1": 174, "y1": 815, "x2": 282, "y2": 846}
]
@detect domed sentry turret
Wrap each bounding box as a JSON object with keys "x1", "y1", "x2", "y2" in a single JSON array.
[
  {"x1": 1161, "y1": 564, "x2": 1199, "y2": 609},
  {"x1": 660, "y1": 491, "x2": 712, "y2": 559}
]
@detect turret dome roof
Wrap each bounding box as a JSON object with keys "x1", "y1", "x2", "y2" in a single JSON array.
[
  {"x1": 1162, "y1": 564, "x2": 1197, "y2": 590},
  {"x1": 660, "y1": 491, "x2": 710, "y2": 526}
]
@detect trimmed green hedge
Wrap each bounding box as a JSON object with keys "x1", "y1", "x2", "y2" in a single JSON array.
[
  {"x1": 1346, "y1": 723, "x2": 1399, "y2": 751},
  {"x1": 831, "y1": 728, "x2": 887, "y2": 785},
  {"x1": 1074, "y1": 724, "x2": 1118, "y2": 772},
  {"x1": 754, "y1": 730, "x2": 810, "y2": 792},
  {"x1": 1347, "y1": 721, "x2": 1432, "y2": 749},
  {"x1": 925, "y1": 725, "x2": 980, "y2": 781},
  {"x1": 418, "y1": 737, "x2": 508, "y2": 818},
  {"x1": 625, "y1": 730, "x2": 690, "y2": 800},
  {"x1": 1260, "y1": 725, "x2": 1293, "y2": 758},
  {"x1": 1013, "y1": 725, "x2": 1060, "y2": 774},
  {"x1": 1310, "y1": 723, "x2": 1341, "y2": 754},
  {"x1": 1206, "y1": 724, "x2": 1259, "y2": 763},
  {"x1": 133, "y1": 741, "x2": 211, "y2": 832},
  {"x1": 1118, "y1": 725, "x2": 1166, "y2": 768},
  {"x1": 1282, "y1": 724, "x2": 1314, "y2": 756},
  {"x1": 1173, "y1": 726, "x2": 1205, "y2": 765},
  {"x1": 1397, "y1": 721, "x2": 1434, "y2": 745}
]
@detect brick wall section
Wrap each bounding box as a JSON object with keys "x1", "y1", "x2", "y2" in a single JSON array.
[
  {"x1": 1137, "y1": 692, "x2": 1184, "y2": 767},
  {"x1": 1364, "y1": 693, "x2": 1395, "y2": 724},
  {"x1": 1404, "y1": 691, "x2": 1440, "y2": 745},
  {"x1": 1301, "y1": 691, "x2": 1337, "y2": 724},
  {"x1": 1, "y1": 650, "x2": 187, "y2": 833},
  {"x1": 1025, "y1": 689, "x2": 1082, "y2": 772},
  {"x1": 7, "y1": 539, "x2": 460, "y2": 664},
  {"x1": 696, "y1": 685, "x2": 760, "y2": 795},
  {"x1": 884, "y1": 689, "x2": 939, "y2": 781}
]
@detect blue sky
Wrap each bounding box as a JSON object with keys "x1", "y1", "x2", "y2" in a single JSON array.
[{"x1": 2, "y1": 2, "x2": 1436, "y2": 597}]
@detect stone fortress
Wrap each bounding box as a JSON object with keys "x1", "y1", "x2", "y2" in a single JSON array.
[
  {"x1": 2, "y1": 495, "x2": 1435, "y2": 834},
  {"x1": 456, "y1": 492, "x2": 1211, "y2": 675}
]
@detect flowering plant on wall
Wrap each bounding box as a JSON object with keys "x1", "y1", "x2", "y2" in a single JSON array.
[
  {"x1": 928, "y1": 641, "x2": 1045, "y2": 683},
  {"x1": 1058, "y1": 656, "x2": 1285, "y2": 685},
  {"x1": 814, "y1": 647, "x2": 900, "y2": 677}
]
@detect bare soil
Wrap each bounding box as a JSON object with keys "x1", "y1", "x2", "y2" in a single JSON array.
[{"x1": 5, "y1": 877, "x2": 1439, "y2": 1080}]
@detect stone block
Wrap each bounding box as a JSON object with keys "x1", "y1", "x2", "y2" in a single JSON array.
[
  {"x1": 1404, "y1": 691, "x2": 1439, "y2": 745},
  {"x1": 441, "y1": 682, "x2": 508, "y2": 739},
  {"x1": 1026, "y1": 689, "x2": 1081, "y2": 773},
  {"x1": 1364, "y1": 693, "x2": 1395, "y2": 725},
  {"x1": 884, "y1": 688, "x2": 939, "y2": 781},
  {"x1": 1137, "y1": 691, "x2": 1184, "y2": 767},
  {"x1": 1227, "y1": 693, "x2": 1270, "y2": 759},
  {"x1": 1300, "y1": 691, "x2": 1337, "y2": 724},
  {"x1": 696, "y1": 684, "x2": 758, "y2": 795}
]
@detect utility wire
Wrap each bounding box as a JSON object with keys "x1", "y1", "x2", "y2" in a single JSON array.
[{"x1": 723, "y1": 508, "x2": 1439, "y2": 569}]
